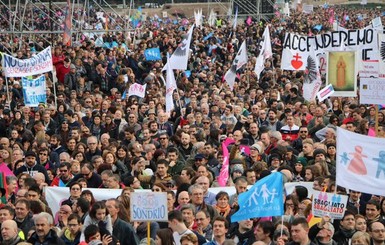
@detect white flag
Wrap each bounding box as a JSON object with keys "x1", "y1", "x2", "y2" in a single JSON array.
[
  {"x1": 128, "y1": 83, "x2": 147, "y2": 98},
  {"x1": 224, "y1": 41, "x2": 248, "y2": 90},
  {"x1": 208, "y1": 9, "x2": 217, "y2": 27},
  {"x1": 337, "y1": 127, "x2": 385, "y2": 196},
  {"x1": 165, "y1": 56, "x2": 177, "y2": 113},
  {"x1": 302, "y1": 46, "x2": 322, "y2": 101},
  {"x1": 232, "y1": 6, "x2": 238, "y2": 30},
  {"x1": 254, "y1": 26, "x2": 272, "y2": 79},
  {"x1": 162, "y1": 25, "x2": 194, "y2": 71},
  {"x1": 194, "y1": 9, "x2": 203, "y2": 27}
]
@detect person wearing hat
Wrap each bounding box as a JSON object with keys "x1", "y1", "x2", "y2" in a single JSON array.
[
  {"x1": 14, "y1": 151, "x2": 50, "y2": 184},
  {"x1": 268, "y1": 153, "x2": 282, "y2": 171},
  {"x1": 193, "y1": 154, "x2": 208, "y2": 171},
  {"x1": 293, "y1": 157, "x2": 308, "y2": 182}
]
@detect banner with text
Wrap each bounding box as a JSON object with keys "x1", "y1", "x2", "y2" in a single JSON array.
[
  {"x1": 130, "y1": 192, "x2": 168, "y2": 221},
  {"x1": 128, "y1": 83, "x2": 147, "y2": 98},
  {"x1": 281, "y1": 29, "x2": 377, "y2": 70},
  {"x1": 1, "y1": 46, "x2": 53, "y2": 77},
  {"x1": 360, "y1": 78, "x2": 385, "y2": 104},
  {"x1": 312, "y1": 191, "x2": 348, "y2": 219},
  {"x1": 21, "y1": 76, "x2": 47, "y2": 107}
]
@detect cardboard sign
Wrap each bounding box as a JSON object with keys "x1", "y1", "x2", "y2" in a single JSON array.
[{"x1": 312, "y1": 191, "x2": 348, "y2": 219}]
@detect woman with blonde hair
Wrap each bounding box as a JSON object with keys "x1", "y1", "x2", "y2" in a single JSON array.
[
  {"x1": 351, "y1": 231, "x2": 370, "y2": 245},
  {"x1": 180, "y1": 233, "x2": 198, "y2": 245}
]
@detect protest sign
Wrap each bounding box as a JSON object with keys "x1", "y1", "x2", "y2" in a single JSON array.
[
  {"x1": 281, "y1": 29, "x2": 377, "y2": 70},
  {"x1": 337, "y1": 127, "x2": 385, "y2": 196},
  {"x1": 284, "y1": 182, "x2": 316, "y2": 198},
  {"x1": 1, "y1": 46, "x2": 53, "y2": 77},
  {"x1": 317, "y1": 84, "x2": 335, "y2": 102},
  {"x1": 302, "y1": 4, "x2": 313, "y2": 14},
  {"x1": 360, "y1": 78, "x2": 385, "y2": 105},
  {"x1": 130, "y1": 192, "x2": 168, "y2": 221},
  {"x1": 312, "y1": 191, "x2": 348, "y2": 219},
  {"x1": 231, "y1": 172, "x2": 284, "y2": 222},
  {"x1": 128, "y1": 83, "x2": 147, "y2": 98},
  {"x1": 326, "y1": 51, "x2": 358, "y2": 97},
  {"x1": 144, "y1": 47, "x2": 161, "y2": 61},
  {"x1": 359, "y1": 60, "x2": 379, "y2": 78},
  {"x1": 21, "y1": 76, "x2": 47, "y2": 107}
]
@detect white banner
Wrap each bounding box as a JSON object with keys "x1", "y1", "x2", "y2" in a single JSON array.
[
  {"x1": 302, "y1": 4, "x2": 313, "y2": 14},
  {"x1": 360, "y1": 78, "x2": 385, "y2": 104},
  {"x1": 281, "y1": 29, "x2": 378, "y2": 70},
  {"x1": 337, "y1": 127, "x2": 385, "y2": 196},
  {"x1": 45, "y1": 186, "x2": 238, "y2": 220},
  {"x1": 1, "y1": 46, "x2": 53, "y2": 77},
  {"x1": 128, "y1": 83, "x2": 147, "y2": 98},
  {"x1": 312, "y1": 191, "x2": 348, "y2": 219},
  {"x1": 130, "y1": 192, "x2": 168, "y2": 221},
  {"x1": 21, "y1": 76, "x2": 47, "y2": 107}
]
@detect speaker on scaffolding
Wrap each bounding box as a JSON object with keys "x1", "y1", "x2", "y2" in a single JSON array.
[{"x1": 261, "y1": 0, "x2": 275, "y2": 14}]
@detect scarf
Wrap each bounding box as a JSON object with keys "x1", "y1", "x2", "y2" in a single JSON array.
[
  {"x1": 339, "y1": 226, "x2": 356, "y2": 238},
  {"x1": 214, "y1": 204, "x2": 231, "y2": 218}
]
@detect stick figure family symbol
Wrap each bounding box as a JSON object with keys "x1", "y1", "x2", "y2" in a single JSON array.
[
  {"x1": 341, "y1": 146, "x2": 385, "y2": 179},
  {"x1": 244, "y1": 184, "x2": 279, "y2": 208}
]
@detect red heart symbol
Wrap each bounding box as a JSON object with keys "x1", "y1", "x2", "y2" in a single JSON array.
[{"x1": 291, "y1": 59, "x2": 303, "y2": 70}]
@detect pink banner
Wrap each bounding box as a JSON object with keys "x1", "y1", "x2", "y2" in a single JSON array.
[{"x1": 218, "y1": 143, "x2": 230, "y2": 187}]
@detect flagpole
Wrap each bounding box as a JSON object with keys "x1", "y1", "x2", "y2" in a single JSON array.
[
  {"x1": 5, "y1": 77, "x2": 10, "y2": 103},
  {"x1": 52, "y1": 71, "x2": 58, "y2": 108},
  {"x1": 280, "y1": 215, "x2": 284, "y2": 237}
]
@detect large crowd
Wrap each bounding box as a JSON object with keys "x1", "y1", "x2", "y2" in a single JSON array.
[{"x1": 0, "y1": 3, "x2": 384, "y2": 245}]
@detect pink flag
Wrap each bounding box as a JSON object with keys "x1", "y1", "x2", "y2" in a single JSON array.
[
  {"x1": 246, "y1": 16, "x2": 252, "y2": 26},
  {"x1": 223, "y1": 138, "x2": 235, "y2": 148},
  {"x1": 368, "y1": 127, "x2": 376, "y2": 137},
  {"x1": 239, "y1": 145, "x2": 250, "y2": 156},
  {"x1": 218, "y1": 143, "x2": 230, "y2": 187}
]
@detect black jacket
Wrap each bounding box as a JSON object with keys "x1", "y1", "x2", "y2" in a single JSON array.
[
  {"x1": 15, "y1": 213, "x2": 34, "y2": 237},
  {"x1": 112, "y1": 218, "x2": 139, "y2": 245},
  {"x1": 28, "y1": 229, "x2": 66, "y2": 245},
  {"x1": 14, "y1": 163, "x2": 50, "y2": 184}
]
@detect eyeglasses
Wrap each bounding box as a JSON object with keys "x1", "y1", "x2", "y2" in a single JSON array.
[
  {"x1": 82, "y1": 172, "x2": 91, "y2": 177},
  {"x1": 39, "y1": 153, "x2": 48, "y2": 156},
  {"x1": 300, "y1": 131, "x2": 308, "y2": 133},
  {"x1": 159, "y1": 138, "x2": 167, "y2": 140},
  {"x1": 203, "y1": 122, "x2": 210, "y2": 124},
  {"x1": 60, "y1": 169, "x2": 68, "y2": 173},
  {"x1": 196, "y1": 218, "x2": 206, "y2": 221}
]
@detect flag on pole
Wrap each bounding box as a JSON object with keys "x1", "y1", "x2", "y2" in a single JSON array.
[
  {"x1": 254, "y1": 26, "x2": 272, "y2": 79},
  {"x1": 233, "y1": 6, "x2": 238, "y2": 30},
  {"x1": 165, "y1": 55, "x2": 177, "y2": 113},
  {"x1": 194, "y1": 9, "x2": 203, "y2": 28},
  {"x1": 218, "y1": 143, "x2": 230, "y2": 187},
  {"x1": 0, "y1": 172, "x2": 8, "y2": 204},
  {"x1": 63, "y1": 0, "x2": 72, "y2": 46},
  {"x1": 162, "y1": 25, "x2": 194, "y2": 71},
  {"x1": 231, "y1": 172, "x2": 284, "y2": 222},
  {"x1": 302, "y1": 46, "x2": 322, "y2": 102},
  {"x1": 337, "y1": 127, "x2": 385, "y2": 196},
  {"x1": 224, "y1": 40, "x2": 248, "y2": 90}
]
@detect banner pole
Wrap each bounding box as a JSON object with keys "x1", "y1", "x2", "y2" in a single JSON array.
[
  {"x1": 280, "y1": 215, "x2": 284, "y2": 237},
  {"x1": 52, "y1": 71, "x2": 58, "y2": 108},
  {"x1": 375, "y1": 105, "x2": 379, "y2": 137},
  {"x1": 147, "y1": 221, "x2": 150, "y2": 245},
  {"x1": 5, "y1": 77, "x2": 10, "y2": 103}
]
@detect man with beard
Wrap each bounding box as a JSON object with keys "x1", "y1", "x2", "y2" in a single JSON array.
[
  {"x1": 228, "y1": 219, "x2": 254, "y2": 245},
  {"x1": 266, "y1": 108, "x2": 283, "y2": 132},
  {"x1": 178, "y1": 132, "x2": 193, "y2": 161},
  {"x1": 51, "y1": 162, "x2": 74, "y2": 187},
  {"x1": 204, "y1": 142, "x2": 220, "y2": 175},
  {"x1": 12, "y1": 119, "x2": 34, "y2": 141},
  {"x1": 292, "y1": 126, "x2": 309, "y2": 153},
  {"x1": 14, "y1": 151, "x2": 50, "y2": 184}
]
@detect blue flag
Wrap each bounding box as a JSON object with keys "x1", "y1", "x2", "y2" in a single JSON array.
[
  {"x1": 231, "y1": 172, "x2": 284, "y2": 222},
  {"x1": 313, "y1": 24, "x2": 322, "y2": 31},
  {"x1": 144, "y1": 47, "x2": 161, "y2": 61},
  {"x1": 122, "y1": 89, "x2": 127, "y2": 99}
]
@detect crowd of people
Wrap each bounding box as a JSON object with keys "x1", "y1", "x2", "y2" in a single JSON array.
[{"x1": 0, "y1": 3, "x2": 384, "y2": 245}]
